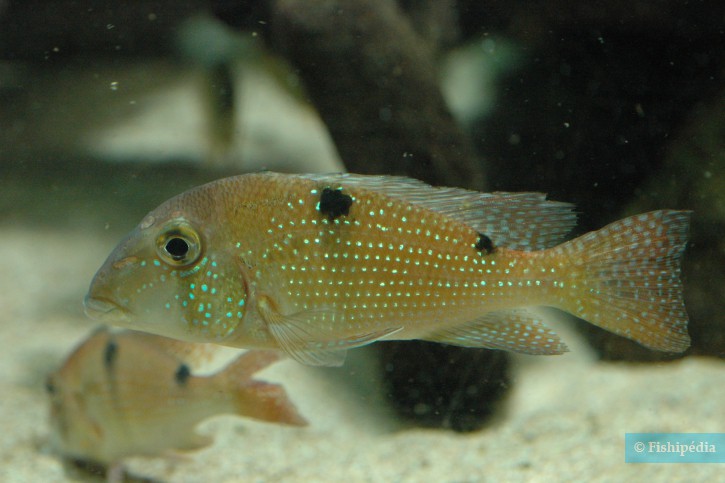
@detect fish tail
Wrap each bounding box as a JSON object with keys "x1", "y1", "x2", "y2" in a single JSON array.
[
  {"x1": 549, "y1": 210, "x2": 691, "y2": 352},
  {"x1": 219, "y1": 350, "x2": 308, "y2": 426}
]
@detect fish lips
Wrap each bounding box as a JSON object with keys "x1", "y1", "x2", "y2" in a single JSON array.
[{"x1": 83, "y1": 295, "x2": 130, "y2": 322}]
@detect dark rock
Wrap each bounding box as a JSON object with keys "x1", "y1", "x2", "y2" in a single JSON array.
[{"x1": 380, "y1": 341, "x2": 510, "y2": 432}]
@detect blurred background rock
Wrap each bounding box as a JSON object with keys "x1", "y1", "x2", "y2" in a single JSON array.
[{"x1": 1, "y1": 0, "x2": 722, "y2": 434}]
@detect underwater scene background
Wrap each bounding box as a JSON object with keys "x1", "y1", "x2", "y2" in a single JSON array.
[{"x1": 1, "y1": 1, "x2": 723, "y2": 481}]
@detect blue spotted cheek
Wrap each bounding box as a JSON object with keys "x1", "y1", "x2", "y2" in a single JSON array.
[
  {"x1": 131, "y1": 258, "x2": 175, "y2": 309},
  {"x1": 179, "y1": 294, "x2": 247, "y2": 340},
  {"x1": 171, "y1": 261, "x2": 248, "y2": 340}
]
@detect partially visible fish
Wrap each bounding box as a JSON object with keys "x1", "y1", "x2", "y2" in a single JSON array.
[
  {"x1": 46, "y1": 327, "x2": 306, "y2": 477},
  {"x1": 84, "y1": 172, "x2": 691, "y2": 366}
]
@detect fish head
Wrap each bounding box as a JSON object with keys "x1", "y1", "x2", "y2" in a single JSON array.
[
  {"x1": 46, "y1": 371, "x2": 76, "y2": 456},
  {"x1": 46, "y1": 330, "x2": 110, "y2": 462},
  {"x1": 85, "y1": 187, "x2": 250, "y2": 344},
  {"x1": 46, "y1": 370, "x2": 102, "y2": 461}
]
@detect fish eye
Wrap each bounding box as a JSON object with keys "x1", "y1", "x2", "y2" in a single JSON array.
[
  {"x1": 166, "y1": 237, "x2": 189, "y2": 258},
  {"x1": 156, "y1": 223, "x2": 201, "y2": 266}
]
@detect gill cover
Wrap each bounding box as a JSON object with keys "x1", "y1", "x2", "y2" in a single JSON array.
[{"x1": 152, "y1": 218, "x2": 249, "y2": 342}]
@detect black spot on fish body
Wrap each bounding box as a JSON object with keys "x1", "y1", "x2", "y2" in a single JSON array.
[
  {"x1": 103, "y1": 339, "x2": 118, "y2": 370},
  {"x1": 44, "y1": 376, "x2": 56, "y2": 394},
  {"x1": 475, "y1": 233, "x2": 495, "y2": 254},
  {"x1": 318, "y1": 187, "x2": 353, "y2": 220},
  {"x1": 175, "y1": 363, "x2": 191, "y2": 386}
]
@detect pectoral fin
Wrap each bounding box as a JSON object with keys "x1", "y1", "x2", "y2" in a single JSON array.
[
  {"x1": 423, "y1": 309, "x2": 569, "y2": 355},
  {"x1": 257, "y1": 296, "x2": 401, "y2": 366}
]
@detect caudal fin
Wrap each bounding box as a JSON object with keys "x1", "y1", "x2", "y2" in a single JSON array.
[
  {"x1": 218, "y1": 350, "x2": 308, "y2": 426},
  {"x1": 551, "y1": 210, "x2": 691, "y2": 352}
]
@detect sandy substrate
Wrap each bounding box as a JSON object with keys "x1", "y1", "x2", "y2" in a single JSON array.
[{"x1": 1, "y1": 224, "x2": 723, "y2": 483}]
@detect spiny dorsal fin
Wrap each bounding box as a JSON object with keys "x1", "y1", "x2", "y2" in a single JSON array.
[
  {"x1": 297, "y1": 173, "x2": 576, "y2": 250},
  {"x1": 422, "y1": 308, "x2": 569, "y2": 355}
]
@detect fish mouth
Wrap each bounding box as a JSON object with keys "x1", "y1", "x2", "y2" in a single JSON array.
[{"x1": 83, "y1": 295, "x2": 129, "y2": 322}]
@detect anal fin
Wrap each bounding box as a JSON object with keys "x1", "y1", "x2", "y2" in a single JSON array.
[{"x1": 423, "y1": 309, "x2": 569, "y2": 355}]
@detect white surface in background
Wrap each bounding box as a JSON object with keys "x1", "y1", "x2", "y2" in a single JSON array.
[{"x1": 85, "y1": 64, "x2": 344, "y2": 173}]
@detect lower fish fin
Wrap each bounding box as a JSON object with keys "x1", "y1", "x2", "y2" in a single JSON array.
[
  {"x1": 217, "y1": 351, "x2": 308, "y2": 426},
  {"x1": 234, "y1": 380, "x2": 309, "y2": 426},
  {"x1": 422, "y1": 309, "x2": 569, "y2": 355},
  {"x1": 220, "y1": 350, "x2": 283, "y2": 380},
  {"x1": 258, "y1": 296, "x2": 401, "y2": 366}
]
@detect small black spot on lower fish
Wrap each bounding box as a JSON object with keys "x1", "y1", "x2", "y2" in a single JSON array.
[
  {"x1": 45, "y1": 376, "x2": 56, "y2": 394},
  {"x1": 104, "y1": 339, "x2": 118, "y2": 370},
  {"x1": 175, "y1": 363, "x2": 191, "y2": 385},
  {"x1": 475, "y1": 233, "x2": 495, "y2": 254},
  {"x1": 318, "y1": 187, "x2": 353, "y2": 220}
]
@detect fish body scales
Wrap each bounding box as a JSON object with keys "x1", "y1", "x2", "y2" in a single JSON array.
[
  {"x1": 85, "y1": 172, "x2": 691, "y2": 366},
  {"x1": 236, "y1": 178, "x2": 540, "y2": 339}
]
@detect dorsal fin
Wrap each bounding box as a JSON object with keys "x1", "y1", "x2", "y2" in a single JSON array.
[{"x1": 297, "y1": 173, "x2": 576, "y2": 250}]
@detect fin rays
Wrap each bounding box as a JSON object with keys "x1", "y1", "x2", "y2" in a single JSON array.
[
  {"x1": 423, "y1": 309, "x2": 569, "y2": 355},
  {"x1": 257, "y1": 296, "x2": 401, "y2": 366},
  {"x1": 299, "y1": 173, "x2": 577, "y2": 250},
  {"x1": 551, "y1": 210, "x2": 691, "y2": 352}
]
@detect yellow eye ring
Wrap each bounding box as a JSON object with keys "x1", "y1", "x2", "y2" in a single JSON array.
[{"x1": 156, "y1": 223, "x2": 202, "y2": 266}]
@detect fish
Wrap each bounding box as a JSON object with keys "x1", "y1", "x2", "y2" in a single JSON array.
[
  {"x1": 46, "y1": 327, "x2": 307, "y2": 475},
  {"x1": 84, "y1": 172, "x2": 691, "y2": 366}
]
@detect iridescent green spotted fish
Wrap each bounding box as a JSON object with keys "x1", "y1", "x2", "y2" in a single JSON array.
[{"x1": 85, "y1": 172, "x2": 691, "y2": 366}]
